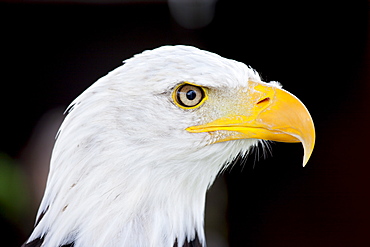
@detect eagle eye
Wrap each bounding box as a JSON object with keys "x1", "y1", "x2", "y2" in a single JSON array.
[{"x1": 173, "y1": 83, "x2": 207, "y2": 109}]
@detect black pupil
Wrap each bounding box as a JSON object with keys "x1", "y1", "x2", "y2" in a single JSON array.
[{"x1": 186, "y1": 90, "x2": 197, "y2": 100}]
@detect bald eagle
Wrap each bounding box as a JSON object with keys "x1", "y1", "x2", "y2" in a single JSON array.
[{"x1": 22, "y1": 45, "x2": 315, "y2": 247}]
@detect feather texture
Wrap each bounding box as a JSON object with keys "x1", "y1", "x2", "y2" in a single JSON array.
[{"x1": 22, "y1": 237, "x2": 74, "y2": 247}]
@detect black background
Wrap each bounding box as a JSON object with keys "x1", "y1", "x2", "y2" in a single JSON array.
[{"x1": 1, "y1": 1, "x2": 369, "y2": 246}]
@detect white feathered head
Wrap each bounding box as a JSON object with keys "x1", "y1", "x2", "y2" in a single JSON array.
[{"x1": 24, "y1": 45, "x2": 315, "y2": 247}]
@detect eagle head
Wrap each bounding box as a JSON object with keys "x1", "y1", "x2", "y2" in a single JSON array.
[{"x1": 24, "y1": 45, "x2": 315, "y2": 247}]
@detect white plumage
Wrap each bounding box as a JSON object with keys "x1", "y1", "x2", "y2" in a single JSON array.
[{"x1": 24, "y1": 45, "x2": 315, "y2": 247}]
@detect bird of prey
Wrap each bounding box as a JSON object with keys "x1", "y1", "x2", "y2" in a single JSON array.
[{"x1": 22, "y1": 45, "x2": 315, "y2": 247}]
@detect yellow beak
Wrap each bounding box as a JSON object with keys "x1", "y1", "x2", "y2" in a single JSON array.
[{"x1": 186, "y1": 81, "x2": 315, "y2": 166}]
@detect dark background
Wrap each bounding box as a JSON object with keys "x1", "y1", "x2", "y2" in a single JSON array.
[{"x1": 1, "y1": 0, "x2": 369, "y2": 246}]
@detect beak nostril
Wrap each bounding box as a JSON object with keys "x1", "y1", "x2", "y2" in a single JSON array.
[{"x1": 257, "y1": 97, "x2": 270, "y2": 105}]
